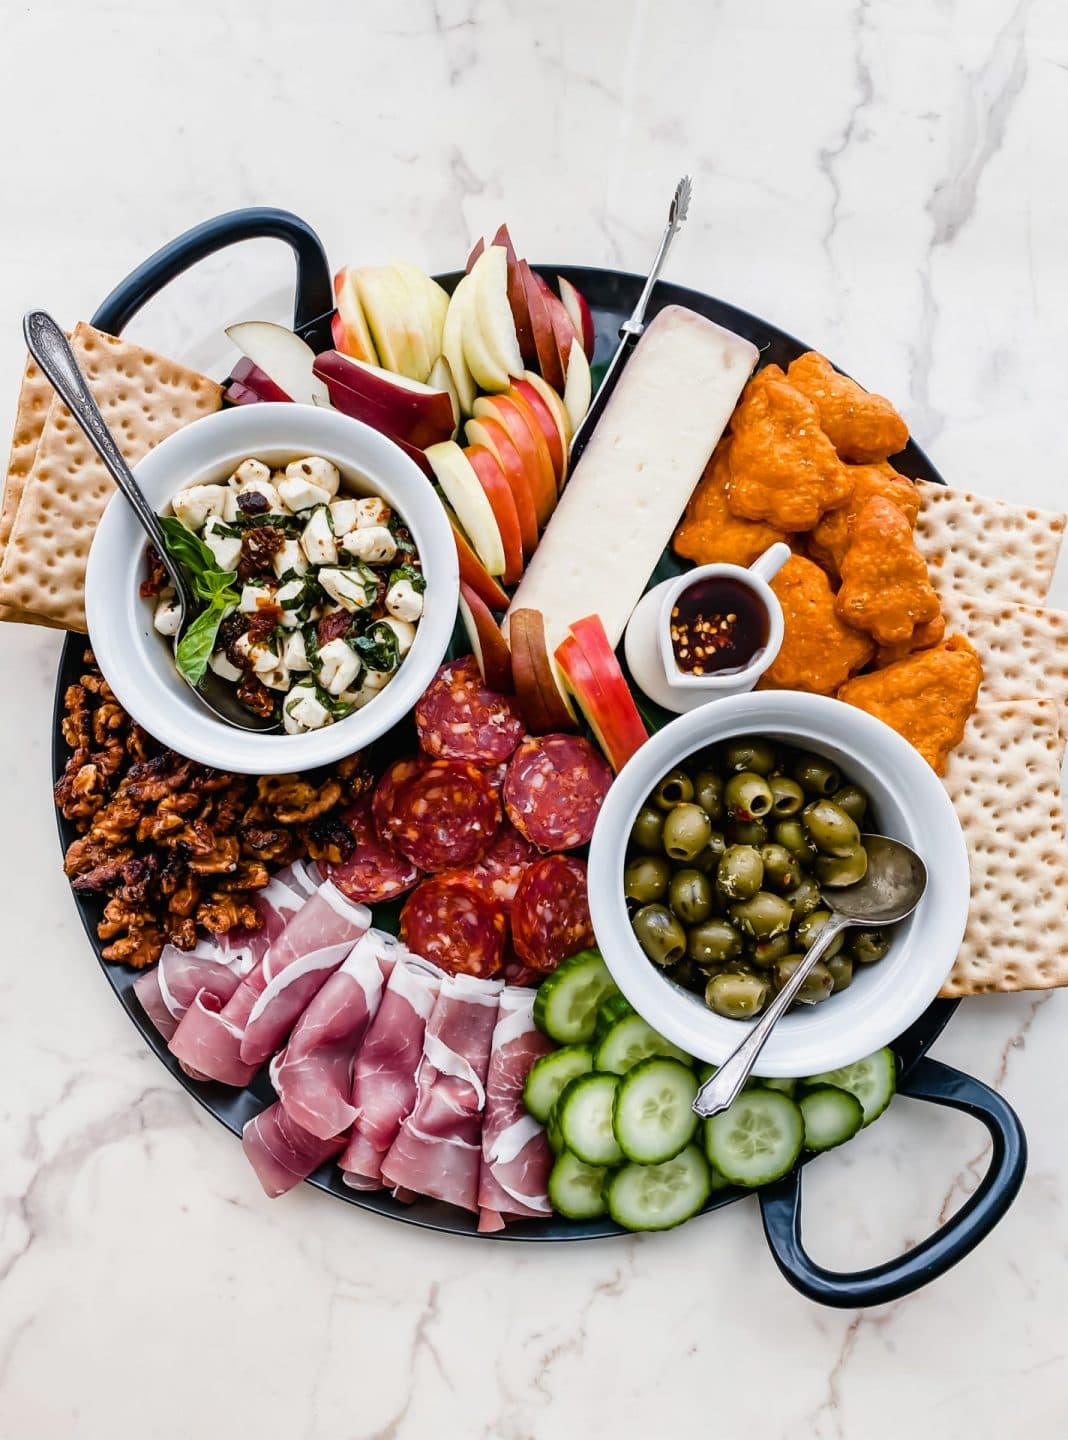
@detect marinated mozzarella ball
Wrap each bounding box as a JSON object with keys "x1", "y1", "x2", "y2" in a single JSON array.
[
  {"x1": 153, "y1": 592, "x2": 182, "y2": 637},
  {"x1": 385, "y1": 577, "x2": 424, "y2": 623},
  {"x1": 301, "y1": 507, "x2": 338, "y2": 566},
  {"x1": 379, "y1": 615, "x2": 416, "y2": 658},
  {"x1": 272, "y1": 537, "x2": 308, "y2": 580},
  {"x1": 354, "y1": 496, "x2": 391, "y2": 528},
  {"x1": 209, "y1": 649, "x2": 243, "y2": 682},
  {"x1": 319, "y1": 567, "x2": 374, "y2": 612},
  {"x1": 329, "y1": 498, "x2": 359, "y2": 535},
  {"x1": 259, "y1": 663, "x2": 292, "y2": 692},
  {"x1": 239, "y1": 583, "x2": 277, "y2": 613},
  {"x1": 276, "y1": 578, "x2": 305, "y2": 627},
  {"x1": 172, "y1": 483, "x2": 233, "y2": 531},
  {"x1": 315, "y1": 637, "x2": 361, "y2": 696},
  {"x1": 231, "y1": 458, "x2": 271, "y2": 488},
  {"x1": 340, "y1": 667, "x2": 391, "y2": 709},
  {"x1": 232, "y1": 472, "x2": 283, "y2": 513},
  {"x1": 278, "y1": 456, "x2": 340, "y2": 511},
  {"x1": 343, "y1": 525, "x2": 396, "y2": 565},
  {"x1": 283, "y1": 681, "x2": 333, "y2": 734},
  {"x1": 281, "y1": 630, "x2": 312, "y2": 672},
  {"x1": 203, "y1": 516, "x2": 242, "y2": 573},
  {"x1": 233, "y1": 633, "x2": 281, "y2": 675}
]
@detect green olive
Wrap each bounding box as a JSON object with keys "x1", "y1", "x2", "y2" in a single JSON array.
[
  {"x1": 774, "y1": 818, "x2": 817, "y2": 864},
  {"x1": 662, "y1": 803, "x2": 713, "y2": 861},
  {"x1": 632, "y1": 905, "x2": 687, "y2": 967},
  {"x1": 794, "y1": 908, "x2": 845, "y2": 957},
  {"x1": 816, "y1": 846, "x2": 869, "y2": 887},
  {"x1": 667, "y1": 957, "x2": 707, "y2": 994},
  {"x1": 727, "y1": 818, "x2": 769, "y2": 847},
  {"x1": 724, "y1": 739, "x2": 778, "y2": 775},
  {"x1": 750, "y1": 932, "x2": 794, "y2": 966},
  {"x1": 668, "y1": 868, "x2": 713, "y2": 924},
  {"x1": 758, "y1": 843, "x2": 800, "y2": 892},
  {"x1": 773, "y1": 954, "x2": 835, "y2": 1004},
  {"x1": 788, "y1": 876, "x2": 823, "y2": 919},
  {"x1": 689, "y1": 833, "x2": 727, "y2": 873},
  {"x1": 724, "y1": 770, "x2": 774, "y2": 820},
  {"x1": 693, "y1": 770, "x2": 725, "y2": 822},
  {"x1": 716, "y1": 845, "x2": 764, "y2": 901},
  {"x1": 653, "y1": 768, "x2": 694, "y2": 810},
  {"x1": 792, "y1": 755, "x2": 841, "y2": 796},
  {"x1": 688, "y1": 917, "x2": 744, "y2": 966},
  {"x1": 623, "y1": 854, "x2": 672, "y2": 904},
  {"x1": 730, "y1": 890, "x2": 795, "y2": 939},
  {"x1": 851, "y1": 927, "x2": 890, "y2": 964},
  {"x1": 768, "y1": 775, "x2": 805, "y2": 816},
  {"x1": 706, "y1": 971, "x2": 769, "y2": 1019},
  {"x1": 630, "y1": 805, "x2": 664, "y2": 853},
  {"x1": 827, "y1": 954, "x2": 854, "y2": 992},
  {"x1": 802, "y1": 800, "x2": 861, "y2": 857},
  {"x1": 832, "y1": 783, "x2": 869, "y2": 824}
]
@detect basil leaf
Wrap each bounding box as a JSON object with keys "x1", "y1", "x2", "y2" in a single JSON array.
[
  {"x1": 388, "y1": 514, "x2": 416, "y2": 555},
  {"x1": 353, "y1": 619, "x2": 399, "y2": 673},
  {"x1": 175, "y1": 599, "x2": 231, "y2": 687},
  {"x1": 388, "y1": 562, "x2": 426, "y2": 594},
  {"x1": 157, "y1": 515, "x2": 239, "y2": 605}
]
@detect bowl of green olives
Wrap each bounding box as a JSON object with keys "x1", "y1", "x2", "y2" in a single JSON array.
[{"x1": 586, "y1": 691, "x2": 969, "y2": 1075}]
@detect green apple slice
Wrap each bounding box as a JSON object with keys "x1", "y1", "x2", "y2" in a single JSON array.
[
  {"x1": 443, "y1": 274, "x2": 480, "y2": 415},
  {"x1": 355, "y1": 266, "x2": 431, "y2": 381}
]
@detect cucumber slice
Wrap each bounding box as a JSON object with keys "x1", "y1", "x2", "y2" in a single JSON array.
[
  {"x1": 799, "y1": 1085, "x2": 864, "y2": 1151},
  {"x1": 803, "y1": 1047, "x2": 896, "y2": 1127},
  {"x1": 548, "y1": 1151, "x2": 609, "y2": 1220},
  {"x1": 613, "y1": 1058, "x2": 699, "y2": 1164},
  {"x1": 523, "y1": 1045, "x2": 594, "y2": 1123},
  {"x1": 752, "y1": 1076, "x2": 797, "y2": 1097},
  {"x1": 595, "y1": 992, "x2": 635, "y2": 1039},
  {"x1": 708, "y1": 1163, "x2": 733, "y2": 1193},
  {"x1": 546, "y1": 1100, "x2": 565, "y2": 1155},
  {"x1": 533, "y1": 950, "x2": 617, "y2": 1044},
  {"x1": 607, "y1": 1145, "x2": 711, "y2": 1231},
  {"x1": 594, "y1": 1013, "x2": 693, "y2": 1074},
  {"x1": 558, "y1": 1073, "x2": 624, "y2": 1166},
  {"x1": 704, "y1": 1088, "x2": 804, "y2": 1187}
]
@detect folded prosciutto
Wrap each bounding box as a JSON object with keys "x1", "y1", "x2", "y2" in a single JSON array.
[
  {"x1": 242, "y1": 1101, "x2": 347, "y2": 1198},
  {"x1": 339, "y1": 957, "x2": 441, "y2": 1189},
  {"x1": 271, "y1": 929, "x2": 406, "y2": 1139},
  {"x1": 216, "y1": 859, "x2": 321, "y2": 974},
  {"x1": 478, "y1": 988, "x2": 554, "y2": 1231},
  {"x1": 380, "y1": 972, "x2": 503, "y2": 1213}
]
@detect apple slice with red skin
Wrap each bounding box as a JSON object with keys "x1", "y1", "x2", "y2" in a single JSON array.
[
  {"x1": 557, "y1": 276, "x2": 596, "y2": 360},
  {"x1": 426, "y1": 441, "x2": 507, "y2": 576},
  {"x1": 519, "y1": 260, "x2": 565, "y2": 392},
  {"x1": 464, "y1": 445, "x2": 525, "y2": 586},
  {"x1": 508, "y1": 377, "x2": 567, "y2": 486},
  {"x1": 224, "y1": 379, "x2": 266, "y2": 407},
  {"x1": 562, "y1": 340, "x2": 592, "y2": 432},
  {"x1": 532, "y1": 271, "x2": 582, "y2": 386},
  {"x1": 556, "y1": 618, "x2": 648, "y2": 772},
  {"x1": 464, "y1": 414, "x2": 539, "y2": 558},
  {"x1": 493, "y1": 223, "x2": 537, "y2": 366},
  {"x1": 332, "y1": 267, "x2": 379, "y2": 363},
  {"x1": 508, "y1": 608, "x2": 577, "y2": 733},
  {"x1": 314, "y1": 351, "x2": 455, "y2": 449},
  {"x1": 445, "y1": 507, "x2": 510, "y2": 612},
  {"x1": 472, "y1": 394, "x2": 556, "y2": 529},
  {"x1": 459, "y1": 582, "x2": 514, "y2": 692},
  {"x1": 466, "y1": 237, "x2": 485, "y2": 272},
  {"x1": 225, "y1": 321, "x2": 329, "y2": 407},
  {"x1": 230, "y1": 356, "x2": 292, "y2": 403}
]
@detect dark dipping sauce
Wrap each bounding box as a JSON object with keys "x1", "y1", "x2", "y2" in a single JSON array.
[{"x1": 670, "y1": 577, "x2": 769, "y2": 676}]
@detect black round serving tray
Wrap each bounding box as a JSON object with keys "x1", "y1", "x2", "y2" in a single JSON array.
[{"x1": 52, "y1": 208, "x2": 1026, "y2": 1307}]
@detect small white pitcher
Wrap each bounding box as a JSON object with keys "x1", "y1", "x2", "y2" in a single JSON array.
[{"x1": 623, "y1": 542, "x2": 791, "y2": 714}]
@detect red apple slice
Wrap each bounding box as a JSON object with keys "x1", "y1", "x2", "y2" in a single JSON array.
[
  {"x1": 230, "y1": 356, "x2": 292, "y2": 403},
  {"x1": 426, "y1": 441, "x2": 506, "y2": 577},
  {"x1": 442, "y1": 275, "x2": 479, "y2": 417},
  {"x1": 466, "y1": 237, "x2": 485, "y2": 272},
  {"x1": 533, "y1": 271, "x2": 582, "y2": 388},
  {"x1": 463, "y1": 414, "x2": 538, "y2": 559},
  {"x1": 557, "y1": 620, "x2": 648, "y2": 772},
  {"x1": 225, "y1": 321, "x2": 329, "y2": 407},
  {"x1": 508, "y1": 608, "x2": 577, "y2": 733},
  {"x1": 459, "y1": 582, "x2": 514, "y2": 692},
  {"x1": 395, "y1": 262, "x2": 449, "y2": 370},
  {"x1": 464, "y1": 446, "x2": 524, "y2": 586},
  {"x1": 471, "y1": 246, "x2": 524, "y2": 382},
  {"x1": 332, "y1": 267, "x2": 379, "y2": 363},
  {"x1": 445, "y1": 506, "x2": 509, "y2": 612},
  {"x1": 508, "y1": 377, "x2": 567, "y2": 485},
  {"x1": 493, "y1": 223, "x2": 537, "y2": 366},
  {"x1": 557, "y1": 276, "x2": 596, "y2": 360},
  {"x1": 393, "y1": 434, "x2": 435, "y2": 478},
  {"x1": 562, "y1": 340, "x2": 592, "y2": 432},
  {"x1": 225, "y1": 379, "x2": 266, "y2": 406},
  {"x1": 354, "y1": 266, "x2": 431, "y2": 381},
  {"x1": 313, "y1": 351, "x2": 455, "y2": 449},
  {"x1": 519, "y1": 260, "x2": 565, "y2": 392},
  {"x1": 472, "y1": 394, "x2": 556, "y2": 529}
]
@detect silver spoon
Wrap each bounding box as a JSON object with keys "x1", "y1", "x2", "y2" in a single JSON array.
[
  {"x1": 23, "y1": 310, "x2": 277, "y2": 733},
  {"x1": 692, "y1": 835, "x2": 928, "y2": 1118}
]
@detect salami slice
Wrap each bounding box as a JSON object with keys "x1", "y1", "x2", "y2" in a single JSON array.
[
  {"x1": 400, "y1": 877, "x2": 507, "y2": 977},
  {"x1": 415, "y1": 656, "x2": 526, "y2": 765},
  {"x1": 503, "y1": 734, "x2": 613, "y2": 851},
  {"x1": 377, "y1": 757, "x2": 501, "y2": 872},
  {"x1": 454, "y1": 823, "x2": 538, "y2": 913},
  {"x1": 511, "y1": 854, "x2": 595, "y2": 973},
  {"x1": 326, "y1": 797, "x2": 421, "y2": 905}
]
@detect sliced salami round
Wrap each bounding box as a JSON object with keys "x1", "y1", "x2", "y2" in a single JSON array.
[
  {"x1": 326, "y1": 797, "x2": 421, "y2": 905},
  {"x1": 400, "y1": 876, "x2": 507, "y2": 977},
  {"x1": 455, "y1": 823, "x2": 538, "y2": 913},
  {"x1": 503, "y1": 734, "x2": 613, "y2": 851},
  {"x1": 377, "y1": 757, "x2": 501, "y2": 872},
  {"x1": 511, "y1": 854, "x2": 595, "y2": 973},
  {"x1": 371, "y1": 755, "x2": 429, "y2": 839},
  {"x1": 415, "y1": 655, "x2": 525, "y2": 765}
]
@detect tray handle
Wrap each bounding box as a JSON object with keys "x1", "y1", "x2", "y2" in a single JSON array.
[
  {"x1": 758, "y1": 1056, "x2": 1026, "y2": 1308},
  {"x1": 90, "y1": 207, "x2": 334, "y2": 347}
]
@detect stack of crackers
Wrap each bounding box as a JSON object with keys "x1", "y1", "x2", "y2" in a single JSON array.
[
  {"x1": 911, "y1": 480, "x2": 1068, "y2": 997},
  {"x1": 0, "y1": 322, "x2": 221, "y2": 630}
]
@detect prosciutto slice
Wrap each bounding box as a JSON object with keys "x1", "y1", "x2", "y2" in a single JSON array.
[
  {"x1": 477, "y1": 988, "x2": 554, "y2": 1231},
  {"x1": 242, "y1": 1101, "x2": 347, "y2": 1198},
  {"x1": 272, "y1": 929, "x2": 405, "y2": 1139},
  {"x1": 339, "y1": 957, "x2": 441, "y2": 1189},
  {"x1": 380, "y1": 972, "x2": 502, "y2": 1213},
  {"x1": 216, "y1": 859, "x2": 321, "y2": 975}
]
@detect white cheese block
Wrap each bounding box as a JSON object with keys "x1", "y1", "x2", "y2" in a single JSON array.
[{"x1": 504, "y1": 305, "x2": 758, "y2": 656}]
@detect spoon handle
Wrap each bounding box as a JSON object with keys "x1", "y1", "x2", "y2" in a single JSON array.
[
  {"x1": 22, "y1": 311, "x2": 192, "y2": 609},
  {"x1": 692, "y1": 914, "x2": 853, "y2": 1118}
]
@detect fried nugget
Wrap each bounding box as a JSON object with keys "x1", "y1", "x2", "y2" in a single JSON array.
[
  {"x1": 874, "y1": 612, "x2": 947, "y2": 668},
  {"x1": 757, "y1": 555, "x2": 874, "y2": 695},
  {"x1": 835, "y1": 496, "x2": 941, "y2": 646},
  {"x1": 786, "y1": 351, "x2": 908, "y2": 464},
  {"x1": 807, "y1": 462, "x2": 920, "y2": 577},
  {"x1": 673, "y1": 439, "x2": 793, "y2": 568},
  {"x1": 726, "y1": 367, "x2": 852, "y2": 532},
  {"x1": 837, "y1": 634, "x2": 983, "y2": 774}
]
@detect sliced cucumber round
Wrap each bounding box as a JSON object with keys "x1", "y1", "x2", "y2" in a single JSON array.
[
  {"x1": 799, "y1": 1085, "x2": 863, "y2": 1151},
  {"x1": 548, "y1": 1151, "x2": 609, "y2": 1220},
  {"x1": 803, "y1": 1047, "x2": 896, "y2": 1127},
  {"x1": 708, "y1": 1163, "x2": 733, "y2": 1193},
  {"x1": 546, "y1": 1100, "x2": 565, "y2": 1156},
  {"x1": 523, "y1": 1044, "x2": 594, "y2": 1123},
  {"x1": 558, "y1": 1072, "x2": 624, "y2": 1166},
  {"x1": 613, "y1": 1058, "x2": 699, "y2": 1164},
  {"x1": 594, "y1": 1013, "x2": 693, "y2": 1075},
  {"x1": 704, "y1": 1088, "x2": 804, "y2": 1187},
  {"x1": 533, "y1": 950, "x2": 617, "y2": 1044},
  {"x1": 752, "y1": 1075, "x2": 797, "y2": 1097},
  {"x1": 595, "y1": 992, "x2": 635, "y2": 1039},
  {"x1": 607, "y1": 1145, "x2": 711, "y2": 1231}
]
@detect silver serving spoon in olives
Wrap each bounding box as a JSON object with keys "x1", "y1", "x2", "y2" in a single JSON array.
[{"x1": 692, "y1": 834, "x2": 928, "y2": 1118}]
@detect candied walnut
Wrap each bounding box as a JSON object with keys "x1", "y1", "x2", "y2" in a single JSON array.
[
  {"x1": 237, "y1": 671, "x2": 276, "y2": 718},
  {"x1": 64, "y1": 834, "x2": 132, "y2": 879},
  {"x1": 786, "y1": 351, "x2": 908, "y2": 464},
  {"x1": 303, "y1": 812, "x2": 356, "y2": 865},
  {"x1": 61, "y1": 685, "x2": 91, "y2": 750},
  {"x1": 807, "y1": 462, "x2": 920, "y2": 578},
  {"x1": 115, "y1": 853, "x2": 161, "y2": 905},
  {"x1": 54, "y1": 753, "x2": 107, "y2": 825},
  {"x1": 673, "y1": 439, "x2": 793, "y2": 567},
  {"x1": 214, "y1": 860, "x2": 271, "y2": 892},
  {"x1": 101, "y1": 927, "x2": 164, "y2": 968},
  {"x1": 157, "y1": 850, "x2": 188, "y2": 897},
  {"x1": 80, "y1": 672, "x2": 116, "y2": 701},
  {"x1": 69, "y1": 850, "x2": 137, "y2": 892},
  {"x1": 238, "y1": 525, "x2": 285, "y2": 582},
  {"x1": 140, "y1": 545, "x2": 169, "y2": 599},
  {"x1": 122, "y1": 754, "x2": 197, "y2": 805},
  {"x1": 136, "y1": 809, "x2": 186, "y2": 845},
  {"x1": 91, "y1": 735, "x2": 128, "y2": 781},
  {"x1": 125, "y1": 724, "x2": 154, "y2": 764},
  {"x1": 197, "y1": 893, "x2": 261, "y2": 934},
  {"x1": 317, "y1": 609, "x2": 352, "y2": 646},
  {"x1": 166, "y1": 916, "x2": 199, "y2": 951},
  {"x1": 240, "y1": 821, "x2": 301, "y2": 864},
  {"x1": 166, "y1": 870, "x2": 201, "y2": 918},
  {"x1": 91, "y1": 701, "x2": 127, "y2": 747},
  {"x1": 186, "y1": 835, "x2": 241, "y2": 874},
  {"x1": 757, "y1": 556, "x2": 873, "y2": 696},
  {"x1": 255, "y1": 774, "x2": 343, "y2": 824},
  {"x1": 838, "y1": 635, "x2": 983, "y2": 774},
  {"x1": 91, "y1": 794, "x2": 143, "y2": 844},
  {"x1": 836, "y1": 496, "x2": 941, "y2": 646},
  {"x1": 726, "y1": 367, "x2": 852, "y2": 532}
]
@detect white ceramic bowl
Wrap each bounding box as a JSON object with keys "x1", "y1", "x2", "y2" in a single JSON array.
[
  {"x1": 587, "y1": 692, "x2": 969, "y2": 1076},
  {"x1": 85, "y1": 403, "x2": 458, "y2": 774}
]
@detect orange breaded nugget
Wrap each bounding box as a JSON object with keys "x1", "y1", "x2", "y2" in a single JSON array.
[
  {"x1": 874, "y1": 612, "x2": 946, "y2": 668},
  {"x1": 835, "y1": 496, "x2": 941, "y2": 646},
  {"x1": 837, "y1": 635, "x2": 983, "y2": 774},
  {"x1": 674, "y1": 439, "x2": 792, "y2": 568},
  {"x1": 757, "y1": 555, "x2": 873, "y2": 695},
  {"x1": 786, "y1": 351, "x2": 908, "y2": 464},
  {"x1": 807, "y1": 462, "x2": 920, "y2": 577},
  {"x1": 726, "y1": 368, "x2": 852, "y2": 532}
]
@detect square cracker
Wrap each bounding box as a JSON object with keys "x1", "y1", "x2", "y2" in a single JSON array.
[
  {"x1": 915, "y1": 480, "x2": 1066, "y2": 610},
  {"x1": 940, "y1": 696, "x2": 1068, "y2": 997},
  {"x1": 0, "y1": 323, "x2": 222, "y2": 631},
  {"x1": 0, "y1": 354, "x2": 63, "y2": 627}
]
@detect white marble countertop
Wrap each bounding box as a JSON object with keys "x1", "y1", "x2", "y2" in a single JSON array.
[{"x1": 2, "y1": 1, "x2": 1067, "y2": 1434}]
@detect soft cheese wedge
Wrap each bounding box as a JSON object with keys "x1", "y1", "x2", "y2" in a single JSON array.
[{"x1": 504, "y1": 305, "x2": 759, "y2": 654}]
